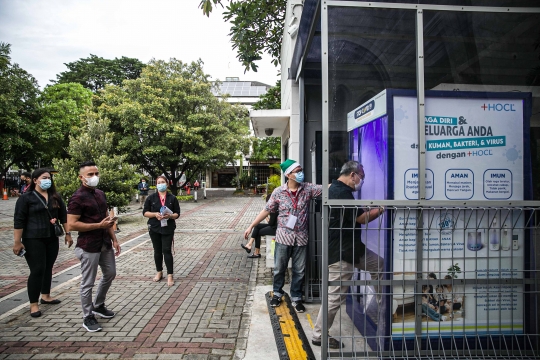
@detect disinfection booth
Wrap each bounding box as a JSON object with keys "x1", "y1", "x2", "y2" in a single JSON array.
[{"x1": 345, "y1": 89, "x2": 534, "y2": 351}]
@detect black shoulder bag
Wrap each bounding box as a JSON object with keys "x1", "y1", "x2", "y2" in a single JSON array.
[{"x1": 33, "y1": 191, "x2": 65, "y2": 237}]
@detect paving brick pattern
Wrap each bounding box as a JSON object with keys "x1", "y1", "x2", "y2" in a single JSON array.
[
  {"x1": 0, "y1": 194, "x2": 275, "y2": 359},
  {"x1": 0, "y1": 199, "x2": 207, "y2": 298}
]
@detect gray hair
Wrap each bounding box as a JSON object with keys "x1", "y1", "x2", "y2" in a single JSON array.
[{"x1": 339, "y1": 161, "x2": 362, "y2": 176}]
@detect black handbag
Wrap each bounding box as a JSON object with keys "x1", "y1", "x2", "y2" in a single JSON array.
[{"x1": 33, "y1": 191, "x2": 65, "y2": 237}]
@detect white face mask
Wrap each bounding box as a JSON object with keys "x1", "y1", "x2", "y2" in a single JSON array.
[
  {"x1": 85, "y1": 175, "x2": 100, "y2": 187},
  {"x1": 353, "y1": 173, "x2": 364, "y2": 191}
]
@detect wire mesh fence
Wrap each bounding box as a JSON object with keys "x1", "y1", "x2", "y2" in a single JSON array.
[{"x1": 314, "y1": 204, "x2": 539, "y2": 359}]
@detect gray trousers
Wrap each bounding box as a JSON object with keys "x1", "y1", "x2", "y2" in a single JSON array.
[
  {"x1": 312, "y1": 248, "x2": 383, "y2": 341},
  {"x1": 75, "y1": 245, "x2": 116, "y2": 318}
]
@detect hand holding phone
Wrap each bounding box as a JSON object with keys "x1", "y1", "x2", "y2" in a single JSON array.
[
  {"x1": 99, "y1": 217, "x2": 115, "y2": 229},
  {"x1": 13, "y1": 241, "x2": 25, "y2": 257}
]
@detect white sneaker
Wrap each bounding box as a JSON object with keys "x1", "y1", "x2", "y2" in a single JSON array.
[{"x1": 440, "y1": 316, "x2": 447, "y2": 321}]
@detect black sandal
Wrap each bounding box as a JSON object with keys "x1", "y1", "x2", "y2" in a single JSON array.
[
  {"x1": 247, "y1": 254, "x2": 261, "y2": 258},
  {"x1": 40, "y1": 299, "x2": 61, "y2": 305},
  {"x1": 241, "y1": 244, "x2": 251, "y2": 253}
]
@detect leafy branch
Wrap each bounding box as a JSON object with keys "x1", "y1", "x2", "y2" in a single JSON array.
[{"x1": 199, "y1": 0, "x2": 286, "y2": 72}]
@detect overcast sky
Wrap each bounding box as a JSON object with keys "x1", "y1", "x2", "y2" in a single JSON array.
[{"x1": 0, "y1": 0, "x2": 280, "y2": 89}]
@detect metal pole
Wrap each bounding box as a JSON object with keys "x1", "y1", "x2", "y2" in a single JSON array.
[
  {"x1": 416, "y1": 9, "x2": 426, "y2": 202},
  {"x1": 414, "y1": 8, "x2": 426, "y2": 354},
  {"x1": 321, "y1": 1, "x2": 329, "y2": 358},
  {"x1": 299, "y1": 75, "x2": 305, "y2": 167}
]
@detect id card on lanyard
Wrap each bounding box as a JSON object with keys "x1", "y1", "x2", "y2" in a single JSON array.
[
  {"x1": 285, "y1": 189, "x2": 299, "y2": 229},
  {"x1": 159, "y1": 194, "x2": 168, "y2": 227}
]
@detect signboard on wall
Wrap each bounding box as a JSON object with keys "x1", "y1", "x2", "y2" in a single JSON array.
[
  {"x1": 347, "y1": 90, "x2": 387, "y2": 131},
  {"x1": 391, "y1": 94, "x2": 527, "y2": 337},
  {"x1": 393, "y1": 96, "x2": 524, "y2": 201}
]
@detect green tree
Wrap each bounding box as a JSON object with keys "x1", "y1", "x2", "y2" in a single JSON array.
[
  {"x1": 199, "y1": 0, "x2": 286, "y2": 72},
  {"x1": 53, "y1": 112, "x2": 138, "y2": 211},
  {"x1": 38, "y1": 83, "x2": 92, "y2": 164},
  {"x1": 250, "y1": 138, "x2": 281, "y2": 163},
  {"x1": 251, "y1": 80, "x2": 281, "y2": 110},
  {"x1": 267, "y1": 173, "x2": 281, "y2": 194},
  {"x1": 0, "y1": 42, "x2": 10, "y2": 69},
  {"x1": 0, "y1": 43, "x2": 41, "y2": 175},
  {"x1": 97, "y1": 59, "x2": 250, "y2": 195},
  {"x1": 249, "y1": 81, "x2": 281, "y2": 164},
  {"x1": 55, "y1": 54, "x2": 146, "y2": 92}
]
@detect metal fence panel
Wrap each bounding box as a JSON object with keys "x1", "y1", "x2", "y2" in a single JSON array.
[
  {"x1": 316, "y1": 205, "x2": 539, "y2": 359},
  {"x1": 319, "y1": 2, "x2": 540, "y2": 358}
]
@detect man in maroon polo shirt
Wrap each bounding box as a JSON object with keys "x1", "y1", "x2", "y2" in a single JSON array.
[{"x1": 67, "y1": 161, "x2": 121, "y2": 332}]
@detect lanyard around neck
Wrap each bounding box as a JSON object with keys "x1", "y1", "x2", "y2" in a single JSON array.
[
  {"x1": 286, "y1": 189, "x2": 299, "y2": 210},
  {"x1": 159, "y1": 193, "x2": 166, "y2": 207}
]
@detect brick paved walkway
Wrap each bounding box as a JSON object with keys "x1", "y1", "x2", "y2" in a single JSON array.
[{"x1": 0, "y1": 193, "x2": 273, "y2": 359}]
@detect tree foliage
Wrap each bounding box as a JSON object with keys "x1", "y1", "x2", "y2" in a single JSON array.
[
  {"x1": 251, "y1": 80, "x2": 281, "y2": 110},
  {"x1": 0, "y1": 42, "x2": 10, "y2": 69},
  {"x1": 53, "y1": 112, "x2": 138, "y2": 211},
  {"x1": 250, "y1": 137, "x2": 281, "y2": 163},
  {"x1": 55, "y1": 54, "x2": 146, "y2": 92},
  {"x1": 38, "y1": 83, "x2": 92, "y2": 164},
  {"x1": 0, "y1": 43, "x2": 41, "y2": 175},
  {"x1": 0, "y1": 44, "x2": 95, "y2": 176},
  {"x1": 200, "y1": 0, "x2": 223, "y2": 15},
  {"x1": 249, "y1": 81, "x2": 281, "y2": 163},
  {"x1": 267, "y1": 174, "x2": 281, "y2": 194},
  {"x1": 96, "y1": 59, "x2": 251, "y2": 195},
  {"x1": 199, "y1": 0, "x2": 286, "y2": 72}
]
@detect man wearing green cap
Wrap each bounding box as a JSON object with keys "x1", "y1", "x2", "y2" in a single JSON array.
[{"x1": 244, "y1": 159, "x2": 322, "y2": 312}]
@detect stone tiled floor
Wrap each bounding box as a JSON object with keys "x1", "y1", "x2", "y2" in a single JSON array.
[{"x1": 0, "y1": 194, "x2": 271, "y2": 359}]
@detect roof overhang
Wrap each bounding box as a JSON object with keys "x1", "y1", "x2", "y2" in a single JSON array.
[{"x1": 250, "y1": 109, "x2": 290, "y2": 138}]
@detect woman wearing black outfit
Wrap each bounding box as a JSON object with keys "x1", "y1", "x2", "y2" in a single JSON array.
[
  {"x1": 13, "y1": 168, "x2": 73, "y2": 317},
  {"x1": 240, "y1": 195, "x2": 277, "y2": 259},
  {"x1": 143, "y1": 175, "x2": 180, "y2": 287}
]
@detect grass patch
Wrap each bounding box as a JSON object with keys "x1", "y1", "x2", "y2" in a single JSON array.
[{"x1": 176, "y1": 195, "x2": 194, "y2": 202}]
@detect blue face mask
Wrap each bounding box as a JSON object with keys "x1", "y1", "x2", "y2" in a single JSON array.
[
  {"x1": 39, "y1": 179, "x2": 52, "y2": 190},
  {"x1": 294, "y1": 171, "x2": 305, "y2": 183},
  {"x1": 157, "y1": 184, "x2": 167, "y2": 192}
]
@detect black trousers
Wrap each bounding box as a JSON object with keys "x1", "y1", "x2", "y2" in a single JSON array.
[
  {"x1": 149, "y1": 231, "x2": 174, "y2": 274},
  {"x1": 22, "y1": 236, "x2": 59, "y2": 303},
  {"x1": 250, "y1": 224, "x2": 276, "y2": 249}
]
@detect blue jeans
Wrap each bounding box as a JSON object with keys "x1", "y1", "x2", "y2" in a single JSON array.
[
  {"x1": 422, "y1": 303, "x2": 443, "y2": 321},
  {"x1": 273, "y1": 242, "x2": 306, "y2": 302}
]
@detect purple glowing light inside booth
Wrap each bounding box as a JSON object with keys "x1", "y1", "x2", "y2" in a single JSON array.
[{"x1": 351, "y1": 115, "x2": 388, "y2": 201}]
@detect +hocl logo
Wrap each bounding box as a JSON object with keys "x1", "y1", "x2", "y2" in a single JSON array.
[{"x1": 481, "y1": 103, "x2": 516, "y2": 111}]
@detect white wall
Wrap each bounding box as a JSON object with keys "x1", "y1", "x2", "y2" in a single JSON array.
[
  {"x1": 281, "y1": 0, "x2": 303, "y2": 110},
  {"x1": 281, "y1": 0, "x2": 304, "y2": 165}
]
